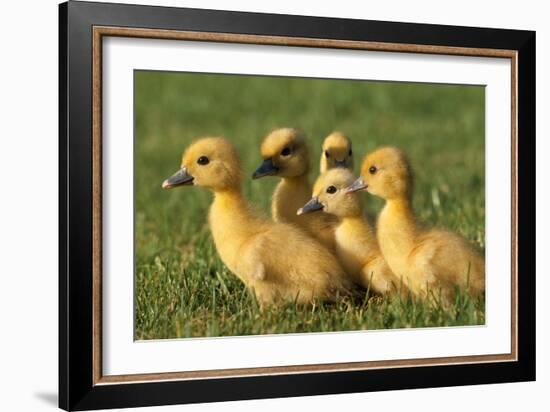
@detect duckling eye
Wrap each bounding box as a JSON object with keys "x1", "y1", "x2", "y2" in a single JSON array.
[
  {"x1": 369, "y1": 165, "x2": 377, "y2": 174},
  {"x1": 324, "y1": 150, "x2": 330, "y2": 158},
  {"x1": 281, "y1": 147, "x2": 291, "y2": 156},
  {"x1": 326, "y1": 185, "x2": 337, "y2": 194},
  {"x1": 349, "y1": 149, "x2": 353, "y2": 156},
  {"x1": 197, "y1": 156, "x2": 209, "y2": 165}
]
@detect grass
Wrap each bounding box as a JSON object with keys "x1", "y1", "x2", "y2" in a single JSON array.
[{"x1": 134, "y1": 70, "x2": 486, "y2": 340}]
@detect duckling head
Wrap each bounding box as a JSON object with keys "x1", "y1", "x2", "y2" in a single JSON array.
[
  {"x1": 320, "y1": 131, "x2": 354, "y2": 173},
  {"x1": 298, "y1": 168, "x2": 362, "y2": 218},
  {"x1": 162, "y1": 137, "x2": 242, "y2": 192},
  {"x1": 252, "y1": 128, "x2": 310, "y2": 179},
  {"x1": 347, "y1": 147, "x2": 412, "y2": 200}
]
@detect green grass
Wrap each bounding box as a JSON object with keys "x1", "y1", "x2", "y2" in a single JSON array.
[{"x1": 134, "y1": 71, "x2": 486, "y2": 340}]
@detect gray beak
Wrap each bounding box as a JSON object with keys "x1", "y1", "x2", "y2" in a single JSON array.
[
  {"x1": 334, "y1": 159, "x2": 347, "y2": 168},
  {"x1": 346, "y1": 177, "x2": 368, "y2": 193},
  {"x1": 297, "y1": 197, "x2": 324, "y2": 215},
  {"x1": 162, "y1": 167, "x2": 194, "y2": 189},
  {"x1": 252, "y1": 158, "x2": 279, "y2": 179}
]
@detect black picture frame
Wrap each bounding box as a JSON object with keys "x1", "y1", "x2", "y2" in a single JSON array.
[{"x1": 59, "y1": 1, "x2": 536, "y2": 410}]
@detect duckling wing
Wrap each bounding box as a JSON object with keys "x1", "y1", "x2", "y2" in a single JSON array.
[
  {"x1": 360, "y1": 255, "x2": 403, "y2": 296},
  {"x1": 238, "y1": 236, "x2": 267, "y2": 281},
  {"x1": 412, "y1": 229, "x2": 485, "y2": 292},
  {"x1": 249, "y1": 223, "x2": 355, "y2": 302}
]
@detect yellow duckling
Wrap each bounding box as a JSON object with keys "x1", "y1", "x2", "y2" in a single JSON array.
[
  {"x1": 162, "y1": 137, "x2": 355, "y2": 305},
  {"x1": 347, "y1": 147, "x2": 485, "y2": 302},
  {"x1": 252, "y1": 128, "x2": 336, "y2": 249},
  {"x1": 298, "y1": 168, "x2": 402, "y2": 296},
  {"x1": 320, "y1": 131, "x2": 354, "y2": 173}
]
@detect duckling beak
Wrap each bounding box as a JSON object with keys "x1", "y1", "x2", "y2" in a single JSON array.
[
  {"x1": 346, "y1": 177, "x2": 368, "y2": 193},
  {"x1": 162, "y1": 167, "x2": 194, "y2": 189},
  {"x1": 335, "y1": 159, "x2": 347, "y2": 168},
  {"x1": 297, "y1": 197, "x2": 324, "y2": 215},
  {"x1": 252, "y1": 158, "x2": 279, "y2": 179}
]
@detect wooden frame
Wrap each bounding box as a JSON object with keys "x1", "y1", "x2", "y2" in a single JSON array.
[{"x1": 60, "y1": 1, "x2": 535, "y2": 410}]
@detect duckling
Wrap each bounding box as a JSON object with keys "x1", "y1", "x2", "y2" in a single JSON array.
[
  {"x1": 320, "y1": 131, "x2": 354, "y2": 173},
  {"x1": 347, "y1": 147, "x2": 485, "y2": 302},
  {"x1": 298, "y1": 168, "x2": 403, "y2": 296},
  {"x1": 162, "y1": 137, "x2": 355, "y2": 306},
  {"x1": 252, "y1": 128, "x2": 336, "y2": 249}
]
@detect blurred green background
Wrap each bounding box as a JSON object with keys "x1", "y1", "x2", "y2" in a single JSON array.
[{"x1": 134, "y1": 70, "x2": 485, "y2": 340}]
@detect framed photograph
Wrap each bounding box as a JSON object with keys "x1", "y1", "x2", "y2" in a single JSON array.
[{"x1": 59, "y1": 1, "x2": 535, "y2": 410}]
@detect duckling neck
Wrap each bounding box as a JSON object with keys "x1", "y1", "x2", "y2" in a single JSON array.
[
  {"x1": 380, "y1": 197, "x2": 417, "y2": 232},
  {"x1": 340, "y1": 215, "x2": 372, "y2": 236},
  {"x1": 210, "y1": 190, "x2": 262, "y2": 232},
  {"x1": 335, "y1": 215, "x2": 378, "y2": 277},
  {"x1": 377, "y1": 197, "x2": 418, "y2": 266},
  {"x1": 281, "y1": 174, "x2": 309, "y2": 188},
  {"x1": 320, "y1": 157, "x2": 328, "y2": 174},
  {"x1": 212, "y1": 189, "x2": 246, "y2": 212},
  {"x1": 272, "y1": 174, "x2": 311, "y2": 222},
  {"x1": 339, "y1": 215, "x2": 377, "y2": 249},
  {"x1": 209, "y1": 190, "x2": 266, "y2": 264}
]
